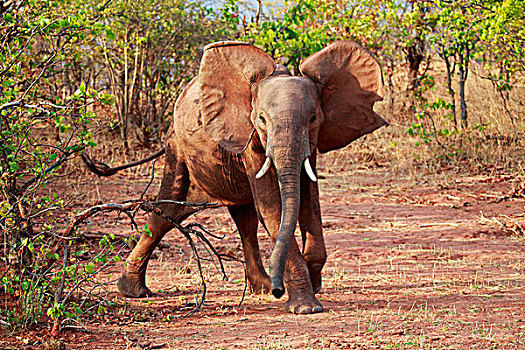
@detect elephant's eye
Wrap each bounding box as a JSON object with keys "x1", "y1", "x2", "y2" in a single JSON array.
[
  {"x1": 259, "y1": 115, "x2": 267, "y2": 125},
  {"x1": 310, "y1": 114, "x2": 316, "y2": 123}
]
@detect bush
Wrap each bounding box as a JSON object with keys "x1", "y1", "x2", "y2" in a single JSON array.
[{"x1": 0, "y1": 0, "x2": 118, "y2": 332}]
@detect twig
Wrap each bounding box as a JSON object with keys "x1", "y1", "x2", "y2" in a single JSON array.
[
  {"x1": 139, "y1": 159, "x2": 157, "y2": 200},
  {"x1": 97, "y1": 0, "x2": 113, "y2": 12},
  {"x1": 0, "y1": 26, "x2": 38, "y2": 77},
  {"x1": 153, "y1": 199, "x2": 218, "y2": 208},
  {"x1": 238, "y1": 268, "x2": 248, "y2": 307},
  {"x1": 18, "y1": 146, "x2": 85, "y2": 196},
  {"x1": 60, "y1": 318, "x2": 88, "y2": 332}
]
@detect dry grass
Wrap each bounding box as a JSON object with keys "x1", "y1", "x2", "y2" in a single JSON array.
[
  {"x1": 319, "y1": 60, "x2": 525, "y2": 181},
  {"x1": 479, "y1": 212, "x2": 525, "y2": 237},
  {"x1": 58, "y1": 57, "x2": 525, "y2": 187}
]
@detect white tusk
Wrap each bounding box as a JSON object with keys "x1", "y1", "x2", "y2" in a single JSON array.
[
  {"x1": 256, "y1": 157, "x2": 272, "y2": 179},
  {"x1": 304, "y1": 158, "x2": 317, "y2": 182}
]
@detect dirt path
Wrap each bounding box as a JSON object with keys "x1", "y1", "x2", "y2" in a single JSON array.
[{"x1": 15, "y1": 166, "x2": 525, "y2": 349}]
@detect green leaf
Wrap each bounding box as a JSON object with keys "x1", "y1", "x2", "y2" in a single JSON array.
[
  {"x1": 9, "y1": 162, "x2": 19, "y2": 173},
  {"x1": 3, "y1": 13, "x2": 14, "y2": 22},
  {"x1": 85, "y1": 262, "x2": 95, "y2": 273}
]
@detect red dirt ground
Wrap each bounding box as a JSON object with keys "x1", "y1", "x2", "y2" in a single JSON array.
[{"x1": 3, "y1": 157, "x2": 525, "y2": 349}]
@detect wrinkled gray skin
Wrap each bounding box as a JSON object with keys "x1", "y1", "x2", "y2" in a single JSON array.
[{"x1": 115, "y1": 41, "x2": 385, "y2": 314}]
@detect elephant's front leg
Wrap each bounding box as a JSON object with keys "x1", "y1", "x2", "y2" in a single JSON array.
[
  {"x1": 258, "y1": 193, "x2": 322, "y2": 314},
  {"x1": 118, "y1": 155, "x2": 195, "y2": 298},
  {"x1": 299, "y1": 159, "x2": 326, "y2": 294}
]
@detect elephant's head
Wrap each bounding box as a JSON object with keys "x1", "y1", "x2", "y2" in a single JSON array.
[{"x1": 199, "y1": 41, "x2": 386, "y2": 298}]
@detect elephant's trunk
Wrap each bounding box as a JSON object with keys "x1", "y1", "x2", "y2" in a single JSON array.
[
  {"x1": 270, "y1": 167, "x2": 301, "y2": 297},
  {"x1": 268, "y1": 127, "x2": 307, "y2": 298}
]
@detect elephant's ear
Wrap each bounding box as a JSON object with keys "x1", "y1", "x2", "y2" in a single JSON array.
[
  {"x1": 199, "y1": 41, "x2": 275, "y2": 153},
  {"x1": 299, "y1": 41, "x2": 387, "y2": 153}
]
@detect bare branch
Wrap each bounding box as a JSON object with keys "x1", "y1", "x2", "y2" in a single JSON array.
[
  {"x1": 139, "y1": 158, "x2": 158, "y2": 200},
  {"x1": 43, "y1": 197, "x2": 224, "y2": 318},
  {"x1": 255, "y1": 0, "x2": 262, "y2": 27},
  {"x1": 0, "y1": 100, "x2": 52, "y2": 114}
]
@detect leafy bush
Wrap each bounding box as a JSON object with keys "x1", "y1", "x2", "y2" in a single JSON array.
[
  {"x1": 0, "y1": 0, "x2": 236, "y2": 334},
  {"x1": 0, "y1": 0, "x2": 119, "y2": 332}
]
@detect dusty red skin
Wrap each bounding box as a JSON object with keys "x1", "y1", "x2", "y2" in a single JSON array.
[{"x1": 113, "y1": 41, "x2": 386, "y2": 315}]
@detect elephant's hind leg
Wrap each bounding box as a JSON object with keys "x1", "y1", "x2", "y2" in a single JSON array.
[
  {"x1": 228, "y1": 204, "x2": 271, "y2": 294},
  {"x1": 118, "y1": 151, "x2": 196, "y2": 298}
]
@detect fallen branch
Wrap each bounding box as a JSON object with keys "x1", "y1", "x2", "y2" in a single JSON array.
[{"x1": 49, "y1": 197, "x2": 229, "y2": 322}]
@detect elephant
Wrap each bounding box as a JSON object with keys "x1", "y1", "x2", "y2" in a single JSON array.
[{"x1": 84, "y1": 40, "x2": 386, "y2": 314}]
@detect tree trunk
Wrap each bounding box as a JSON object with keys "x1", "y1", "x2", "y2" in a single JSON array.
[
  {"x1": 457, "y1": 43, "x2": 469, "y2": 128},
  {"x1": 407, "y1": 36, "x2": 425, "y2": 91},
  {"x1": 498, "y1": 64, "x2": 514, "y2": 127},
  {"x1": 406, "y1": 36, "x2": 425, "y2": 117},
  {"x1": 387, "y1": 57, "x2": 395, "y2": 117},
  {"x1": 442, "y1": 46, "x2": 457, "y2": 126}
]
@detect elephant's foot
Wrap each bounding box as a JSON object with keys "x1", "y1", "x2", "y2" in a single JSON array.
[
  {"x1": 284, "y1": 294, "x2": 323, "y2": 314},
  {"x1": 248, "y1": 275, "x2": 271, "y2": 294},
  {"x1": 117, "y1": 272, "x2": 153, "y2": 298}
]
